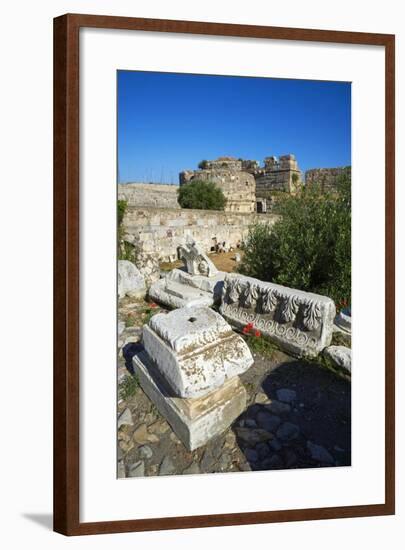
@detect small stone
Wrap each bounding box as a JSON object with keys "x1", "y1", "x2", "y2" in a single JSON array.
[
  {"x1": 218, "y1": 453, "x2": 232, "y2": 470},
  {"x1": 148, "y1": 464, "x2": 158, "y2": 476},
  {"x1": 245, "y1": 448, "x2": 259, "y2": 463},
  {"x1": 269, "y1": 438, "x2": 282, "y2": 451},
  {"x1": 201, "y1": 449, "x2": 215, "y2": 471},
  {"x1": 276, "y1": 422, "x2": 300, "y2": 442},
  {"x1": 254, "y1": 392, "x2": 270, "y2": 404},
  {"x1": 307, "y1": 441, "x2": 334, "y2": 464},
  {"x1": 276, "y1": 389, "x2": 297, "y2": 403},
  {"x1": 284, "y1": 449, "x2": 298, "y2": 467},
  {"x1": 225, "y1": 430, "x2": 236, "y2": 448},
  {"x1": 149, "y1": 419, "x2": 170, "y2": 434},
  {"x1": 138, "y1": 445, "x2": 153, "y2": 459},
  {"x1": 323, "y1": 345, "x2": 352, "y2": 372},
  {"x1": 261, "y1": 454, "x2": 283, "y2": 469},
  {"x1": 235, "y1": 428, "x2": 273, "y2": 446},
  {"x1": 128, "y1": 460, "x2": 145, "y2": 477},
  {"x1": 182, "y1": 462, "x2": 201, "y2": 475},
  {"x1": 265, "y1": 400, "x2": 291, "y2": 415},
  {"x1": 117, "y1": 460, "x2": 126, "y2": 478},
  {"x1": 118, "y1": 407, "x2": 133, "y2": 428},
  {"x1": 170, "y1": 432, "x2": 182, "y2": 444},
  {"x1": 159, "y1": 456, "x2": 176, "y2": 475},
  {"x1": 133, "y1": 424, "x2": 159, "y2": 445},
  {"x1": 245, "y1": 418, "x2": 258, "y2": 429},
  {"x1": 255, "y1": 442, "x2": 270, "y2": 459},
  {"x1": 256, "y1": 411, "x2": 281, "y2": 432}
]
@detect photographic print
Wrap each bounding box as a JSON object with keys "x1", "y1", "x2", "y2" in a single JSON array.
[{"x1": 116, "y1": 70, "x2": 351, "y2": 478}]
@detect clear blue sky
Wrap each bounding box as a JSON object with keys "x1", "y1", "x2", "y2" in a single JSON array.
[{"x1": 117, "y1": 71, "x2": 351, "y2": 184}]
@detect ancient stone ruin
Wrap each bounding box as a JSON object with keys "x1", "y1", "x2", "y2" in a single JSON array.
[
  {"x1": 305, "y1": 166, "x2": 351, "y2": 192},
  {"x1": 133, "y1": 306, "x2": 253, "y2": 450},
  {"x1": 220, "y1": 273, "x2": 336, "y2": 358},
  {"x1": 180, "y1": 157, "x2": 256, "y2": 213},
  {"x1": 148, "y1": 239, "x2": 225, "y2": 308}
]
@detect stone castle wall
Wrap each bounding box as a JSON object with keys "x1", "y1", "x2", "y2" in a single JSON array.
[
  {"x1": 179, "y1": 169, "x2": 256, "y2": 214},
  {"x1": 122, "y1": 207, "x2": 277, "y2": 263},
  {"x1": 305, "y1": 167, "x2": 351, "y2": 191},
  {"x1": 118, "y1": 183, "x2": 180, "y2": 209}
]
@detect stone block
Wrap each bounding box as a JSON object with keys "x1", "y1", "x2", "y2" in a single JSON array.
[
  {"x1": 143, "y1": 306, "x2": 253, "y2": 398},
  {"x1": 133, "y1": 350, "x2": 247, "y2": 451},
  {"x1": 220, "y1": 273, "x2": 335, "y2": 358},
  {"x1": 118, "y1": 260, "x2": 146, "y2": 299}
]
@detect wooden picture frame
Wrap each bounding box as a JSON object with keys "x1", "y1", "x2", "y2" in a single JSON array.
[{"x1": 53, "y1": 13, "x2": 395, "y2": 536}]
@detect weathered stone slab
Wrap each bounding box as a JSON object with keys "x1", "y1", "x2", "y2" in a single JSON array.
[
  {"x1": 118, "y1": 260, "x2": 146, "y2": 299},
  {"x1": 323, "y1": 345, "x2": 351, "y2": 373},
  {"x1": 133, "y1": 350, "x2": 247, "y2": 450},
  {"x1": 148, "y1": 268, "x2": 225, "y2": 309},
  {"x1": 143, "y1": 306, "x2": 253, "y2": 398},
  {"x1": 220, "y1": 273, "x2": 336, "y2": 358}
]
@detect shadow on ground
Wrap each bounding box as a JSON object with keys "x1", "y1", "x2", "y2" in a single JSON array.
[{"x1": 233, "y1": 360, "x2": 351, "y2": 472}]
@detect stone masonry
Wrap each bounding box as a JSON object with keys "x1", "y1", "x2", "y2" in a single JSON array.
[
  {"x1": 305, "y1": 166, "x2": 351, "y2": 192},
  {"x1": 118, "y1": 183, "x2": 180, "y2": 209},
  {"x1": 180, "y1": 157, "x2": 256, "y2": 214},
  {"x1": 122, "y1": 206, "x2": 278, "y2": 263}
]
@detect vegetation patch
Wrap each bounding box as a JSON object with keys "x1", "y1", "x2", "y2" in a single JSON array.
[
  {"x1": 238, "y1": 173, "x2": 351, "y2": 305},
  {"x1": 178, "y1": 180, "x2": 227, "y2": 210},
  {"x1": 119, "y1": 374, "x2": 139, "y2": 400}
]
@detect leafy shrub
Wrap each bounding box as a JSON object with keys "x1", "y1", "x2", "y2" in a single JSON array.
[
  {"x1": 178, "y1": 180, "x2": 227, "y2": 210},
  {"x1": 238, "y1": 174, "x2": 351, "y2": 305},
  {"x1": 198, "y1": 159, "x2": 208, "y2": 169}
]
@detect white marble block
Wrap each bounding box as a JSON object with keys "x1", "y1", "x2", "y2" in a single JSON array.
[
  {"x1": 133, "y1": 351, "x2": 247, "y2": 450},
  {"x1": 220, "y1": 273, "x2": 336, "y2": 358},
  {"x1": 142, "y1": 306, "x2": 253, "y2": 399}
]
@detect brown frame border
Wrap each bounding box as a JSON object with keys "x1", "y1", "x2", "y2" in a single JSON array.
[{"x1": 53, "y1": 13, "x2": 395, "y2": 536}]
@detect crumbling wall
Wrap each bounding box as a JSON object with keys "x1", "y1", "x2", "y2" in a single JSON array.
[
  {"x1": 118, "y1": 183, "x2": 180, "y2": 209},
  {"x1": 305, "y1": 167, "x2": 351, "y2": 192},
  {"x1": 122, "y1": 207, "x2": 277, "y2": 263}
]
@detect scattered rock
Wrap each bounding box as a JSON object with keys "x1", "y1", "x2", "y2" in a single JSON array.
[
  {"x1": 307, "y1": 441, "x2": 334, "y2": 464},
  {"x1": 182, "y1": 462, "x2": 201, "y2": 475},
  {"x1": 255, "y1": 442, "x2": 270, "y2": 459},
  {"x1": 149, "y1": 419, "x2": 170, "y2": 434},
  {"x1": 265, "y1": 400, "x2": 291, "y2": 415},
  {"x1": 118, "y1": 321, "x2": 126, "y2": 336},
  {"x1": 245, "y1": 418, "x2": 258, "y2": 429},
  {"x1": 218, "y1": 453, "x2": 232, "y2": 470},
  {"x1": 133, "y1": 424, "x2": 159, "y2": 445},
  {"x1": 234, "y1": 428, "x2": 273, "y2": 446},
  {"x1": 117, "y1": 460, "x2": 126, "y2": 478},
  {"x1": 276, "y1": 389, "x2": 297, "y2": 403},
  {"x1": 276, "y1": 422, "x2": 300, "y2": 442},
  {"x1": 224, "y1": 430, "x2": 236, "y2": 448},
  {"x1": 118, "y1": 407, "x2": 134, "y2": 428},
  {"x1": 256, "y1": 411, "x2": 281, "y2": 432},
  {"x1": 255, "y1": 392, "x2": 270, "y2": 404},
  {"x1": 269, "y1": 438, "x2": 282, "y2": 452},
  {"x1": 261, "y1": 454, "x2": 283, "y2": 469},
  {"x1": 159, "y1": 456, "x2": 176, "y2": 475},
  {"x1": 118, "y1": 260, "x2": 146, "y2": 299},
  {"x1": 323, "y1": 345, "x2": 352, "y2": 373},
  {"x1": 128, "y1": 460, "x2": 145, "y2": 477},
  {"x1": 170, "y1": 432, "x2": 182, "y2": 444},
  {"x1": 245, "y1": 448, "x2": 259, "y2": 463},
  {"x1": 284, "y1": 449, "x2": 298, "y2": 467},
  {"x1": 200, "y1": 449, "x2": 215, "y2": 471},
  {"x1": 138, "y1": 445, "x2": 153, "y2": 460}
]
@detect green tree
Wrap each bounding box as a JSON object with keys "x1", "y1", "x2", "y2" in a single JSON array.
[
  {"x1": 198, "y1": 159, "x2": 208, "y2": 169},
  {"x1": 238, "y1": 173, "x2": 351, "y2": 305},
  {"x1": 178, "y1": 180, "x2": 227, "y2": 211}
]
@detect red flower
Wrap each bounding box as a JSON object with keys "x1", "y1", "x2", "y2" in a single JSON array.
[
  {"x1": 254, "y1": 330, "x2": 261, "y2": 338},
  {"x1": 246, "y1": 322, "x2": 254, "y2": 329},
  {"x1": 149, "y1": 303, "x2": 158, "y2": 308},
  {"x1": 242, "y1": 327, "x2": 249, "y2": 334}
]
